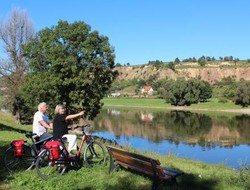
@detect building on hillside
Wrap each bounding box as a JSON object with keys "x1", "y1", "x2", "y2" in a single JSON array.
[
  {"x1": 0, "y1": 87, "x2": 7, "y2": 91},
  {"x1": 109, "y1": 92, "x2": 121, "y2": 97},
  {"x1": 141, "y1": 85, "x2": 154, "y2": 95}
]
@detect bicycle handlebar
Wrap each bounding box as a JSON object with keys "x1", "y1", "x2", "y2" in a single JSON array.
[{"x1": 73, "y1": 124, "x2": 91, "y2": 129}]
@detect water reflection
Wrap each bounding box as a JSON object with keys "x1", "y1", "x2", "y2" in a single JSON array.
[{"x1": 91, "y1": 109, "x2": 250, "y2": 169}]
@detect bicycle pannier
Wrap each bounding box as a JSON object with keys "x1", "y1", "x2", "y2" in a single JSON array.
[
  {"x1": 11, "y1": 140, "x2": 25, "y2": 157},
  {"x1": 45, "y1": 141, "x2": 61, "y2": 161}
]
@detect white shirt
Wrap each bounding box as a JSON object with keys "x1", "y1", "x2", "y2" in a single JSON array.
[{"x1": 32, "y1": 111, "x2": 50, "y2": 136}]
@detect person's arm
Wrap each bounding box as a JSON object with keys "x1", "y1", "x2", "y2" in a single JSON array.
[
  {"x1": 65, "y1": 111, "x2": 84, "y2": 120},
  {"x1": 39, "y1": 120, "x2": 52, "y2": 129}
]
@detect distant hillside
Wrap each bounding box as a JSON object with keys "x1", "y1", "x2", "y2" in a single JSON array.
[{"x1": 114, "y1": 62, "x2": 250, "y2": 84}]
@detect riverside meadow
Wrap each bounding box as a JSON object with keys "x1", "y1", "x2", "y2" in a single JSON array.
[{"x1": 0, "y1": 98, "x2": 250, "y2": 190}]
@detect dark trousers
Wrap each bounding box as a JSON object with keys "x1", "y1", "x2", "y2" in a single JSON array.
[{"x1": 39, "y1": 132, "x2": 53, "y2": 141}]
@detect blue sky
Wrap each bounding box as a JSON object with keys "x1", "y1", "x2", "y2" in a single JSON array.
[{"x1": 1, "y1": 0, "x2": 250, "y2": 65}]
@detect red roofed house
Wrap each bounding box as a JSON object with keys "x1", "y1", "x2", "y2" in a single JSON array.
[{"x1": 141, "y1": 85, "x2": 154, "y2": 95}]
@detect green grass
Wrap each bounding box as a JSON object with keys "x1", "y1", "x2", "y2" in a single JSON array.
[
  {"x1": 101, "y1": 97, "x2": 247, "y2": 113},
  {"x1": 120, "y1": 85, "x2": 137, "y2": 94},
  {"x1": 190, "y1": 98, "x2": 243, "y2": 109},
  {"x1": 0, "y1": 95, "x2": 7, "y2": 109},
  {"x1": 102, "y1": 97, "x2": 168, "y2": 107},
  {"x1": 0, "y1": 111, "x2": 249, "y2": 190}
]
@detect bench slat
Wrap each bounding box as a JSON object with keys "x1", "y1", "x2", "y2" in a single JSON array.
[
  {"x1": 116, "y1": 160, "x2": 158, "y2": 178},
  {"x1": 107, "y1": 146, "x2": 161, "y2": 165},
  {"x1": 112, "y1": 152, "x2": 153, "y2": 169},
  {"x1": 111, "y1": 152, "x2": 171, "y2": 177}
]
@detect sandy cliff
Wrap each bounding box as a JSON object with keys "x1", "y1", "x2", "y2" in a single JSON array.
[{"x1": 115, "y1": 64, "x2": 250, "y2": 84}]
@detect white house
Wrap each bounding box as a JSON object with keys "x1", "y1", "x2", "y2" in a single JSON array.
[
  {"x1": 109, "y1": 92, "x2": 121, "y2": 97},
  {"x1": 141, "y1": 85, "x2": 154, "y2": 95}
]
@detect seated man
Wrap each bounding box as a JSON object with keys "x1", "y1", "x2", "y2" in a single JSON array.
[{"x1": 33, "y1": 102, "x2": 53, "y2": 141}]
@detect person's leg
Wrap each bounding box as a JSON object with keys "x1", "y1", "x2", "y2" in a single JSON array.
[
  {"x1": 62, "y1": 134, "x2": 77, "y2": 153},
  {"x1": 39, "y1": 132, "x2": 53, "y2": 141},
  {"x1": 35, "y1": 133, "x2": 52, "y2": 151}
]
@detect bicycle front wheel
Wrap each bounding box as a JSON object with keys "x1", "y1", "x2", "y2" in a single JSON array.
[
  {"x1": 36, "y1": 149, "x2": 66, "y2": 180},
  {"x1": 84, "y1": 141, "x2": 106, "y2": 168},
  {"x1": 4, "y1": 145, "x2": 35, "y2": 172}
]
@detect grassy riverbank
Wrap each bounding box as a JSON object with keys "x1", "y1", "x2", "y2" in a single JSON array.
[
  {"x1": 101, "y1": 97, "x2": 250, "y2": 115},
  {"x1": 0, "y1": 111, "x2": 249, "y2": 190}
]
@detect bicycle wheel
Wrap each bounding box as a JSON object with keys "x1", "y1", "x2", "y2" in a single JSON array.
[
  {"x1": 4, "y1": 145, "x2": 35, "y2": 172},
  {"x1": 84, "y1": 141, "x2": 106, "y2": 168},
  {"x1": 36, "y1": 149, "x2": 67, "y2": 180}
]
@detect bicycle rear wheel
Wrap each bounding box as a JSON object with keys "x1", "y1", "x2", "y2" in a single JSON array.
[
  {"x1": 4, "y1": 145, "x2": 35, "y2": 172},
  {"x1": 84, "y1": 141, "x2": 106, "y2": 168},
  {"x1": 36, "y1": 149, "x2": 67, "y2": 180}
]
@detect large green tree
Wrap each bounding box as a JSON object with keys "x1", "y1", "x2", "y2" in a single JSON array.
[
  {"x1": 163, "y1": 78, "x2": 212, "y2": 106},
  {"x1": 167, "y1": 78, "x2": 189, "y2": 106},
  {"x1": 18, "y1": 20, "x2": 117, "y2": 122}
]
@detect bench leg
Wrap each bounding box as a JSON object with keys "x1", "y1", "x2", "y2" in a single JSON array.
[
  {"x1": 151, "y1": 179, "x2": 160, "y2": 190},
  {"x1": 161, "y1": 178, "x2": 178, "y2": 190},
  {"x1": 107, "y1": 147, "x2": 116, "y2": 173},
  {"x1": 109, "y1": 159, "x2": 116, "y2": 173},
  {"x1": 152, "y1": 178, "x2": 178, "y2": 190}
]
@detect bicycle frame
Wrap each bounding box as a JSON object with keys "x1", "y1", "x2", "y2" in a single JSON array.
[
  {"x1": 52, "y1": 124, "x2": 100, "y2": 166},
  {"x1": 76, "y1": 126, "x2": 90, "y2": 158},
  {"x1": 58, "y1": 125, "x2": 91, "y2": 161}
]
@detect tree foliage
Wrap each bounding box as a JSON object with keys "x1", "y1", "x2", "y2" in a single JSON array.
[
  {"x1": 148, "y1": 60, "x2": 163, "y2": 69},
  {"x1": 167, "y1": 61, "x2": 175, "y2": 71},
  {"x1": 198, "y1": 56, "x2": 206, "y2": 66},
  {"x1": 163, "y1": 78, "x2": 212, "y2": 106},
  {"x1": 235, "y1": 80, "x2": 250, "y2": 107},
  {"x1": 18, "y1": 20, "x2": 117, "y2": 121},
  {"x1": 174, "y1": 57, "x2": 180, "y2": 64},
  {"x1": 213, "y1": 77, "x2": 238, "y2": 101}
]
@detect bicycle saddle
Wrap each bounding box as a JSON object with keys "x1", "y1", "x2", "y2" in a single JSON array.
[
  {"x1": 61, "y1": 137, "x2": 67, "y2": 143},
  {"x1": 25, "y1": 132, "x2": 39, "y2": 140}
]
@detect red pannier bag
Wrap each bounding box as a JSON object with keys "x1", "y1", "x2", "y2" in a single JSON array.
[
  {"x1": 11, "y1": 140, "x2": 25, "y2": 157},
  {"x1": 45, "y1": 141, "x2": 61, "y2": 161}
]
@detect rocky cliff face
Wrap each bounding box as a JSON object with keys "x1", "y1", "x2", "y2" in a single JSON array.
[{"x1": 114, "y1": 64, "x2": 250, "y2": 84}]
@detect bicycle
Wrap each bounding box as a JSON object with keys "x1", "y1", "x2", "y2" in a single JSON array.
[
  {"x1": 36, "y1": 124, "x2": 107, "y2": 180},
  {"x1": 4, "y1": 132, "x2": 53, "y2": 172}
]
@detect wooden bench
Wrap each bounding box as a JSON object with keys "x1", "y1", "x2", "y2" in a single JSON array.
[{"x1": 106, "y1": 145, "x2": 184, "y2": 190}]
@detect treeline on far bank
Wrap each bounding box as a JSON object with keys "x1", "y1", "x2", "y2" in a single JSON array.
[
  {"x1": 110, "y1": 77, "x2": 250, "y2": 107},
  {"x1": 116, "y1": 56, "x2": 250, "y2": 69}
]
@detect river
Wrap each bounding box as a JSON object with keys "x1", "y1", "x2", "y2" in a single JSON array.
[{"x1": 89, "y1": 109, "x2": 250, "y2": 169}]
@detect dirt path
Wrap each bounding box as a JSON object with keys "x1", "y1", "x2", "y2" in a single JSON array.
[{"x1": 173, "y1": 106, "x2": 250, "y2": 115}]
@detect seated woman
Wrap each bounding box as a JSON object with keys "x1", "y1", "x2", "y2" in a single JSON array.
[{"x1": 53, "y1": 104, "x2": 84, "y2": 156}]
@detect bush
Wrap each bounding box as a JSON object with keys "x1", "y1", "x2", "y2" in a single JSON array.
[
  {"x1": 218, "y1": 97, "x2": 228, "y2": 103},
  {"x1": 235, "y1": 80, "x2": 250, "y2": 107}
]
